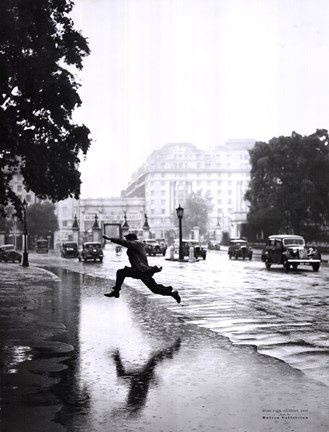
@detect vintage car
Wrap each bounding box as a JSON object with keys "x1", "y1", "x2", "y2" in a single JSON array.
[
  {"x1": 228, "y1": 238, "x2": 253, "y2": 260},
  {"x1": 208, "y1": 240, "x2": 221, "y2": 251},
  {"x1": 36, "y1": 239, "x2": 49, "y2": 253},
  {"x1": 261, "y1": 234, "x2": 321, "y2": 272},
  {"x1": 168, "y1": 239, "x2": 207, "y2": 260},
  {"x1": 0, "y1": 244, "x2": 22, "y2": 263},
  {"x1": 78, "y1": 242, "x2": 104, "y2": 262},
  {"x1": 60, "y1": 241, "x2": 79, "y2": 258},
  {"x1": 144, "y1": 239, "x2": 167, "y2": 256}
]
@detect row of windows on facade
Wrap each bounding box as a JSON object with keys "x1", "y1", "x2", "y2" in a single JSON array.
[
  {"x1": 147, "y1": 187, "x2": 241, "y2": 196},
  {"x1": 170, "y1": 153, "x2": 250, "y2": 160},
  {"x1": 154, "y1": 153, "x2": 249, "y2": 162},
  {"x1": 147, "y1": 197, "x2": 234, "y2": 206},
  {"x1": 150, "y1": 162, "x2": 250, "y2": 169},
  {"x1": 146, "y1": 172, "x2": 250, "y2": 179}
]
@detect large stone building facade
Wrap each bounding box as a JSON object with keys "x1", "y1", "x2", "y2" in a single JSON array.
[
  {"x1": 6, "y1": 139, "x2": 254, "y2": 247},
  {"x1": 124, "y1": 140, "x2": 254, "y2": 239}
]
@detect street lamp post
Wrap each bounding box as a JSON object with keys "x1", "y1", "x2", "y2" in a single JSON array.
[
  {"x1": 176, "y1": 204, "x2": 184, "y2": 261},
  {"x1": 22, "y1": 199, "x2": 29, "y2": 267}
]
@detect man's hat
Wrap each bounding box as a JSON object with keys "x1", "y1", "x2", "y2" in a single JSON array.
[{"x1": 125, "y1": 233, "x2": 137, "y2": 241}]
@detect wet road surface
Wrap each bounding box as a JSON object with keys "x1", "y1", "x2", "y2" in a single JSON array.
[
  {"x1": 1, "y1": 260, "x2": 329, "y2": 432},
  {"x1": 30, "y1": 246, "x2": 329, "y2": 388}
]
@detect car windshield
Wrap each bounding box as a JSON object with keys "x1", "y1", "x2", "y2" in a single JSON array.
[
  {"x1": 64, "y1": 243, "x2": 77, "y2": 248},
  {"x1": 86, "y1": 243, "x2": 101, "y2": 249},
  {"x1": 283, "y1": 238, "x2": 305, "y2": 246},
  {"x1": 1, "y1": 245, "x2": 15, "y2": 251},
  {"x1": 232, "y1": 241, "x2": 246, "y2": 246}
]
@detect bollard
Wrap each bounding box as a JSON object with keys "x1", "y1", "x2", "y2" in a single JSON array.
[
  {"x1": 170, "y1": 245, "x2": 175, "y2": 260},
  {"x1": 189, "y1": 246, "x2": 195, "y2": 262}
]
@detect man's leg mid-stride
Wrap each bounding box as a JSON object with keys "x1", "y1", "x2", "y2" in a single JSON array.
[
  {"x1": 104, "y1": 267, "x2": 139, "y2": 298},
  {"x1": 142, "y1": 278, "x2": 181, "y2": 303},
  {"x1": 104, "y1": 268, "x2": 181, "y2": 303}
]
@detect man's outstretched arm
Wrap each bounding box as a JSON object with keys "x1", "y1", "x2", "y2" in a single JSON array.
[{"x1": 103, "y1": 236, "x2": 129, "y2": 247}]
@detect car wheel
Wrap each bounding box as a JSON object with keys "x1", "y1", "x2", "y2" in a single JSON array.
[
  {"x1": 312, "y1": 263, "x2": 320, "y2": 272},
  {"x1": 99, "y1": 257, "x2": 103, "y2": 262},
  {"x1": 292, "y1": 263, "x2": 298, "y2": 270},
  {"x1": 283, "y1": 258, "x2": 290, "y2": 271},
  {"x1": 265, "y1": 258, "x2": 271, "y2": 269},
  {"x1": 228, "y1": 253, "x2": 232, "y2": 259},
  {"x1": 78, "y1": 257, "x2": 81, "y2": 262}
]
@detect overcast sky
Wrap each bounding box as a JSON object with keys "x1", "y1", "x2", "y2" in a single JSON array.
[{"x1": 71, "y1": 0, "x2": 329, "y2": 198}]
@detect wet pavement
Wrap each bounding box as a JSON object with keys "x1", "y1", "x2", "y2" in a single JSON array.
[
  {"x1": 29, "y1": 245, "x2": 329, "y2": 387},
  {"x1": 1, "y1": 260, "x2": 329, "y2": 432}
]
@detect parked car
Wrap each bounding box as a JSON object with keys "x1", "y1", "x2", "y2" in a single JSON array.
[
  {"x1": 0, "y1": 244, "x2": 22, "y2": 263},
  {"x1": 169, "y1": 239, "x2": 207, "y2": 260},
  {"x1": 60, "y1": 241, "x2": 79, "y2": 258},
  {"x1": 261, "y1": 234, "x2": 321, "y2": 272},
  {"x1": 228, "y1": 239, "x2": 253, "y2": 260},
  {"x1": 208, "y1": 240, "x2": 221, "y2": 251},
  {"x1": 78, "y1": 242, "x2": 104, "y2": 262},
  {"x1": 144, "y1": 239, "x2": 167, "y2": 256},
  {"x1": 36, "y1": 239, "x2": 49, "y2": 253}
]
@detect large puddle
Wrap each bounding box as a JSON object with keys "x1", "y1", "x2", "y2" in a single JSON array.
[{"x1": 2, "y1": 267, "x2": 329, "y2": 432}]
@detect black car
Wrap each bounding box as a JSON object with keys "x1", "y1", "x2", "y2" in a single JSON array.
[
  {"x1": 144, "y1": 239, "x2": 167, "y2": 256},
  {"x1": 78, "y1": 242, "x2": 104, "y2": 262},
  {"x1": 36, "y1": 239, "x2": 49, "y2": 253},
  {"x1": 261, "y1": 234, "x2": 321, "y2": 271},
  {"x1": 228, "y1": 239, "x2": 253, "y2": 260},
  {"x1": 60, "y1": 241, "x2": 79, "y2": 258},
  {"x1": 169, "y1": 240, "x2": 207, "y2": 260},
  {"x1": 0, "y1": 244, "x2": 22, "y2": 263}
]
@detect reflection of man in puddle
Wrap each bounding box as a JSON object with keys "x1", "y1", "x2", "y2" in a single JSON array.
[{"x1": 112, "y1": 339, "x2": 181, "y2": 416}]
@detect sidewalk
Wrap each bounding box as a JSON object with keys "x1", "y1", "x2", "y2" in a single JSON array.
[{"x1": 1, "y1": 263, "x2": 329, "y2": 432}]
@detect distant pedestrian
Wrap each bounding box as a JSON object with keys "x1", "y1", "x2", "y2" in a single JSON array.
[{"x1": 103, "y1": 233, "x2": 181, "y2": 303}]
